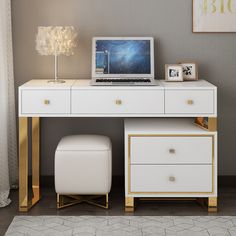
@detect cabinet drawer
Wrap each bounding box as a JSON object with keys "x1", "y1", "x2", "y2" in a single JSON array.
[
  {"x1": 72, "y1": 90, "x2": 164, "y2": 114},
  {"x1": 21, "y1": 90, "x2": 70, "y2": 114},
  {"x1": 130, "y1": 136, "x2": 213, "y2": 164},
  {"x1": 130, "y1": 165, "x2": 212, "y2": 193},
  {"x1": 165, "y1": 90, "x2": 214, "y2": 114}
]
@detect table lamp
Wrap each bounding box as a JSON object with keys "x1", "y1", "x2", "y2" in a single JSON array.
[{"x1": 36, "y1": 26, "x2": 78, "y2": 83}]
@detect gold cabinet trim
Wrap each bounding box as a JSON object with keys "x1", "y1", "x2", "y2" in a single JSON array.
[{"x1": 128, "y1": 134, "x2": 215, "y2": 195}]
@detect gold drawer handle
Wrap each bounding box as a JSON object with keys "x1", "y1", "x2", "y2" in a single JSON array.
[
  {"x1": 169, "y1": 176, "x2": 176, "y2": 182},
  {"x1": 169, "y1": 148, "x2": 175, "y2": 154},
  {"x1": 187, "y1": 99, "x2": 194, "y2": 105},
  {"x1": 44, "y1": 99, "x2": 50, "y2": 105},
  {"x1": 115, "y1": 99, "x2": 122, "y2": 105}
]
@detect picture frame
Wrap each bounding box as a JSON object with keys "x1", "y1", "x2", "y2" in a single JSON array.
[
  {"x1": 194, "y1": 117, "x2": 209, "y2": 130},
  {"x1": 165, "y1": 64, "x2": 183, "y2": 82},
  {"x1": 179, "y1": 62, "x2": 198, "y2": 81},
  {"x1": 193, "y1": 0, "x2": 236, "y2": 33}
]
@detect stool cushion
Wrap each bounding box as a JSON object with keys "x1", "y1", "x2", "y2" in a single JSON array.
[
  {"x1": 55, "y1": 135, "x2": 112, "y2": 195},
  {"x1": 56, "y1": 135, "x2": 111, "y2": 151}
]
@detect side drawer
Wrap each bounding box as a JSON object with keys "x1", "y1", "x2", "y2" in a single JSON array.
[
  {"x1": 130, "y1": 136, "x2": 213, "y2": 164},
  {"x1": 72, "y1": 89, "x2": 164, "y2": 114},
  {"x1": 21, "y1": 90, "x2": 71, "y2": 114},
  {"x1": 130, "y1": 165, "x2": 212, "y2": 193},
  {"x1": 165, "y1": 90, "x2": 214, "y2": 114}
]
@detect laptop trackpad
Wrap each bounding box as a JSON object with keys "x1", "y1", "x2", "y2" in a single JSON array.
[{"x1": 111, "y1": 82, "x2": 135, "y2": 85}]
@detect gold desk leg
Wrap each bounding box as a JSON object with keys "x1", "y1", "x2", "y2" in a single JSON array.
[
  {"x1": 19, "y1": 117, "x2": 28, "y2": 212},
  {"x1": 32, "y1": 117, "x2": 40, "y2": 206},
  {"x1": 19, "y1": 117, "x2": 41, "y2": 212},
  {"x1": 208, "y1": 197, "x2": 217, "y2": 212},
  {"x1": 125, "y1": 197, "x2": 134, "y2": 212}
]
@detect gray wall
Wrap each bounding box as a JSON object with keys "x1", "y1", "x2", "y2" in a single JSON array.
[{"x1": 12, "y1": 0, "x2": 236, "y2": 176}]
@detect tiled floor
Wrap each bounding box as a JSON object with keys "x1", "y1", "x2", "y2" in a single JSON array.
[{"x1": 1, "y1": 187, "x2": 236, "y2": 235}]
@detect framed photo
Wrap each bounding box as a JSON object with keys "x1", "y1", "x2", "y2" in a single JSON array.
[
  {"x1": 165, "y1": 64, "x2": 183, "y2": 82},
  {"x1": 193, "y1": 0, "x2": 236, "y2": 32},
  {"x1": 179, "y1": 62, "x2": 198, "y2": 81},
  {"x1": 194, "y1": 117, "x2": 209, "y2": 130}
]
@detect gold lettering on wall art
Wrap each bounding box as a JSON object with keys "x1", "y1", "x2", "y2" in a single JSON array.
[
  {"x1": 203, "y1": 0, "x2": 208, "y2": 13},
  {"x1": 203, "y1": 0, "x2": 233, "y2": 14},
  {"x1": 220, "y1": 0, "x2": 225, "y2": 12},
  {"x1": 211, "y1": 0, "x2": 217, "y2": 13},
  {"x1": 228, "y1": 0, "x2": 233, "y2": 12}
]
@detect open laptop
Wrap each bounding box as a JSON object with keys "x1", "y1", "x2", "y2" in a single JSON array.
[{"x1": 90, "y1": 37, "x2": 156, "y2": 86}]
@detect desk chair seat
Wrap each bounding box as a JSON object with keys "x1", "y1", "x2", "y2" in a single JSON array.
[{"x1": 55, "y1": 135, "x2": 112, "y2": 209}]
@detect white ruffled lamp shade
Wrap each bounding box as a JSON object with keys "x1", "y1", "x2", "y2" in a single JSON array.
[{"x1": 36, "y1": 26, "x2": 78, "y2": 83}]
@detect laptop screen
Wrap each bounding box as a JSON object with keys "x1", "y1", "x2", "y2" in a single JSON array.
[{"x1": 93, "y1": 38, "x2": 154, "y2": 77}]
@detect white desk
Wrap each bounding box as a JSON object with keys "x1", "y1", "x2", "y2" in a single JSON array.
[{"x1": 18, "y1": 79, "x2": 217, "y2": 212}]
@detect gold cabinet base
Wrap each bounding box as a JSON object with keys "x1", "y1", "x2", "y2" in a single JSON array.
[
  {"x1": 57, "y1": 194, "x2": 109, "y2": 209},
  {"x1": 125, "y1": 197, "x2": 134, "y2": 212},
  {"x1": 125, "y1": 197, "x2": 217, "y2": 213},
  {"x1": 208, "y1": 197, "x2": 217, "y2": 212}
]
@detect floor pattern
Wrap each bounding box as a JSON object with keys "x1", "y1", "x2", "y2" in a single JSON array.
[{"x1": 5, "y1": 216, "x2": 236, "y2": 236}]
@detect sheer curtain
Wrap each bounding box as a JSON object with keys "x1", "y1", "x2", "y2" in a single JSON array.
[{"x1": 0, "y1": 0, "x2": 18, "y2": 207}]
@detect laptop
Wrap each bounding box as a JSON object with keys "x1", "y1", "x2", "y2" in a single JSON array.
[{"x1": 90, "y1": 37, "x2": 156, "y2": 86}]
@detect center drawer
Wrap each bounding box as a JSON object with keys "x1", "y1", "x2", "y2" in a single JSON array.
[
  {"x1": 130, "y1": 165, "x2": 212, "y2": 193},
  {"x1": 71, "y1": 89, "x2": 164, "y2": 114},
  {"x1": 130, "y1": 136, "x2": 213, "y2": 164}
]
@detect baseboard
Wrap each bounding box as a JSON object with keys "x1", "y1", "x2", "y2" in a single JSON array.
[{"x1": 30, "y1": 175, "x2": 236, "y2": 188}]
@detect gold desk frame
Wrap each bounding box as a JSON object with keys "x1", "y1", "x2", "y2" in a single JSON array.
[
  {"x1": 19, "y1": 116, "x2": 216, "y2": 212},
  {"x1": 19, "y1": 117, "x2": 40, "y2": 212}
]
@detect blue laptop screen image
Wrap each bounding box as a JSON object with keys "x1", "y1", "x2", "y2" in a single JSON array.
[{"x1": 95, "y1": 40, "x2": 151, "y2": 75}]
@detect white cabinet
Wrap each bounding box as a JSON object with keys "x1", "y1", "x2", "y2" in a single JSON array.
[{"x1": 125, "y1": 119, "x2": 217, "y2": 199}]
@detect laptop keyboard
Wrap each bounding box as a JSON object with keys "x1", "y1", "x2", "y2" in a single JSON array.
[{"x1": 96, "y1": 78, "x2": 151, "y2": 83}]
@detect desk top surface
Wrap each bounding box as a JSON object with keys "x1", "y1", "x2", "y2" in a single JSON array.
[{"x1": 19, "y1": 79, "x2": 216, "y2": 90}]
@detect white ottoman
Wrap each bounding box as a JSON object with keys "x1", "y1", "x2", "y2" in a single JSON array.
[{"x1": 55, "y1": 135, "x2": 112, "y2": 209}]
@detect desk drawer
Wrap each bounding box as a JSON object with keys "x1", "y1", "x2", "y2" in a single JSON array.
[
  {"x1": 21, "y1": 90, "x2": 70, "y2": 114},
  {"x1": 130, "y1": 136, "x2": 213, "y2": 164},
  {"x1": 130, "y1": 165, "x2": 212, "y2": 193},
  {"x1": 165, "y1": 90, "x2": 214, "y2": 114},
  {"x1": 72, "y1": 90, "x2": 164, "y2": 114}
]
